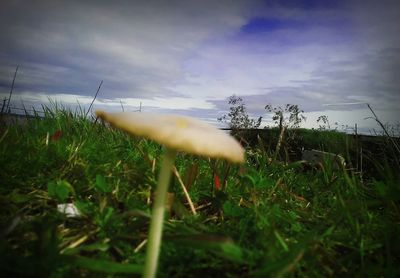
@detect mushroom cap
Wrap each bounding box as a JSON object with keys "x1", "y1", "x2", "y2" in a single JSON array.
[{"x1": 96, "y1": 110, "x2": 245, "y2": 163}]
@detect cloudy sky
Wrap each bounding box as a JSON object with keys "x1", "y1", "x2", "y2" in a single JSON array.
[{"x1": 0, "y1": 0, "x2": 399, "y2": 133}]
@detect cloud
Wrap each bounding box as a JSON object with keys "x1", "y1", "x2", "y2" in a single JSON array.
[
  {"x1": 0, "y1": 0, "x2": 399, "y2": 131},
  {"x1": 181, "y1": 0, "x2": 400, "y2": 115},
  {"x1": 0, "y1": 0, "x2": 253, "y2": 98}
]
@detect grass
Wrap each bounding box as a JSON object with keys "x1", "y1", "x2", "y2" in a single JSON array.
[{"x1": 0, "y1": 106, "x2": 399, "y2": 277}]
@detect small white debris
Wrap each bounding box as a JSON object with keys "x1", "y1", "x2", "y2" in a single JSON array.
[{"x1": 57, "y1": 203, "x2": 81, "y2": 218}]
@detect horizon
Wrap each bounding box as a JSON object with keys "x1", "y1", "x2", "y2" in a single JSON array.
[
  {"x1": 1, "y1": 0, "x2": 399, "y2": 134},
  {"x1": 3, "y1": 99, "x2": 397, "y2": 137}
]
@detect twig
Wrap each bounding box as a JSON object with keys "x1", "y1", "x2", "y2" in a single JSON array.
[
  {"x1": 366, "y1": 103, "x2": 400, "y2": 155},
  {"x1": 86, "y1": 80, "x2": 103, "y2": 118},
  {"x1": 5, "y1": 65, "x2": 19, "y2": 113},
  {"x1": 120, "y1": 99, "x2": 125, "y2": 112},
  {"x1": 195, "y1": 202, "x2": 212, "y2": 211},
  {"x1": 1, "y1": 98, "x2": 7, "y2": 114},
  {"x1": 61, "y1": 235, "x2": 89, "y2": 252},
  {"x1": 173, "y1": 166, "x2": 197, "y2": 215},
  {"x1": 134, "y1": 239, "x2": 148, "y2": 253}
]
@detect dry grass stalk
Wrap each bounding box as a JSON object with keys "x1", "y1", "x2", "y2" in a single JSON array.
[{"x1": 173, "y1": 166, "x2": 197, "y2": 215}]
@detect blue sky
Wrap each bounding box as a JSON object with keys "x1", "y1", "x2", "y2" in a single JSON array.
[{"x1": 0, "y1": 0, "x2": 399, "y2": 134}]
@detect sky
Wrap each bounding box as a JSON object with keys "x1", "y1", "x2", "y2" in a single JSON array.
[{"x1": 0, "y1": 0, "x2": 399, "y2": 134}]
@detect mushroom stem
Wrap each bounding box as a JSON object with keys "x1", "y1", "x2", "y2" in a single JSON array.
[{"x1": 143, "y1": 148, "x2": 177, "y2": 278}]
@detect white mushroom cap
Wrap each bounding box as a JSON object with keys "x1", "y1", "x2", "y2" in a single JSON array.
[{"x1": 96, "y1": 110, "x2": 245, "y2": 163}]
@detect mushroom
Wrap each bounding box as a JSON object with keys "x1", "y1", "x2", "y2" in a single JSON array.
[{"x1": 95, "y1": 110, "x2": 244, "y2": 278}]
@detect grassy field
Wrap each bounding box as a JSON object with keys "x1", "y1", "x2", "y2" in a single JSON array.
[{"x1": 0, "y1": 108, "x2": 399, "y2": 277}]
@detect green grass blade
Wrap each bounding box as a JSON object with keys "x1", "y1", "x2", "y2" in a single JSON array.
[{"x1": 65, "y1": 255, "x2": 143, "y2": 274}]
